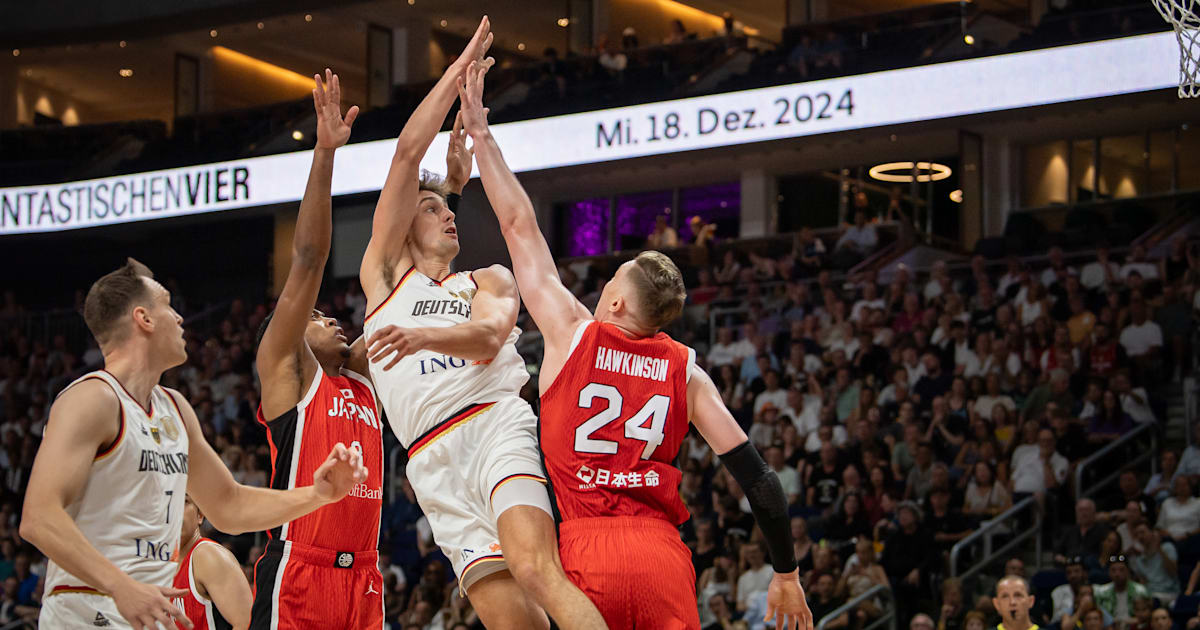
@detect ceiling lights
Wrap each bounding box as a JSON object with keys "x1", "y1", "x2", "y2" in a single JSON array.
[
  {"x1": 558, "y1": 18, "x2": 570, "y2": 27},
  {"x1": 950, "y1": 189, "x2": 963, "y2": 203},
  {"x1": 292, "y1": 130, "x2": 304, "y2": 141},
  {"x1": 118, "y1": 68, "x2": 133, "y2": 77},
  {"x1": 868, "y1": 161, "x2": 953, "y2": 183}
]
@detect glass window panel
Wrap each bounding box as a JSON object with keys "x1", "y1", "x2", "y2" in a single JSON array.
[
  {"x1": 1071, "y1": 139, "x2": 1096, "y2": 203},
  {"x1": 1098, "y1": 134, "x2": 1145, "y2": 200},
  {"x1": 561, "y1": 198, "x2": 609, "y2": 257},
  {"x1": 1022, "y1": 140, "x2": 1069, "y2": 207},
  {"x1": 1149, "y1": 130, "x2": 1173, "y2": 194},
  {"x1": 679, "y1": 182, "x2": 741, "y2": 242},
  {"x1": 1178, "y1": 125, "x2": 1200, "y2": 191},
  {"x1": 614, "y1": 190, "x2": 673, "y2": 251}
]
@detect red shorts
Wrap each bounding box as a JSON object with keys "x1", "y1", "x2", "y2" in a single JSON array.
[
  {"x1": 250, "y1": 540, "x2": 384, "y2": 630},
  {"x1": 559, "y1": 516, "x2": 700, "y2": 630}
]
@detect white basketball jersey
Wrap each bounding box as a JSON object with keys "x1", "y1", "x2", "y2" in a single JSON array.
[
  {"x1": 44, "y1": 370, "x2": 189, "y2": 595},
  {"x1": 363, "y1": 267, "x2": 529, "y2": 447}
]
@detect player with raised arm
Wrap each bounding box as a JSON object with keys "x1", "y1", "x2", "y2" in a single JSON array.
[
  {"x1": 359, "y1": 16, "x2": 604, "y2": 630},
  {"x1": 250, "y1": 69, "x2": 386, "y2": 629},
  {"x1": 172, "y1": 495, "x2": 251, "y2": 630},
  {"x1": 457, "y1": 58, "x2": 814, "y2": 629},
  {"x1": 20, "y1": 257, "x2": 366, "y2": 630}
]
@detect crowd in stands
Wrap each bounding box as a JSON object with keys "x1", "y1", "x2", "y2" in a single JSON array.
[{"x1": 0, "y1": 211, "x2": 1196, "y2": 629}]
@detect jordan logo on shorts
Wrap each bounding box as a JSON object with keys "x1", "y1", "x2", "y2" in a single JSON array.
[
  {"x1": 335, "y1": 552, "x2": 354, "y2": 568},
  {"x1": 366, "y1": 581, "x2": 379, "y2": 596}
]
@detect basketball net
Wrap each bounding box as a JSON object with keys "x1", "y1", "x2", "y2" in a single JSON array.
[{"x1": 1154, "y1": 0, "x2": 1200, "y2": 97}]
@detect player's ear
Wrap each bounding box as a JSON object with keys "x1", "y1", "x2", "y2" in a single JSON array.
[{"x1": 132, "y1": 305, "x2": 154, "y2": 334}]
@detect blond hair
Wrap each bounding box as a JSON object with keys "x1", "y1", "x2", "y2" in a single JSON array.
[{"x1": 629, "y1": 251, "x2": 686, "y2": 330}]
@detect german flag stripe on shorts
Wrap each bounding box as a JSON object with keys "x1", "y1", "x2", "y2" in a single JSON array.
[
  {"x1": 407, "y1": 402, "x2": 495, "y2": 458},
  {"x1": 489, "y1": 473, "x2": 548, "y2": 504}
]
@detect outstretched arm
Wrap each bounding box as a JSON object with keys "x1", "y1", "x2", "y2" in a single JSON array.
[
  {"x1": 456, "y1": 59, "x2": 591, "y2": 357},
  {"x1": 689, "y1": 367, "x2": 814, "y2": 630},
  {"x1": 365, "y1": 265, "x2": 519, "y2": 366},
  {"x1": 193, "y1": 542, "x2": 252, "y2": 630},
  {"x1": 177, "y1": 389, "x2": 367, "y2": 535},
  {"x1": 258, "y1": 69, "x2": 358, "y2": 420},
  {"x1": 360, "y1": 17, "x2": 492, "y2": 298}
]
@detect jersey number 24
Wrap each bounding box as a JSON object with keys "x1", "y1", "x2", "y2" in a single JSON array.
[{"x1": 575, "y1": 383, "x2": 669, "y2": 460}]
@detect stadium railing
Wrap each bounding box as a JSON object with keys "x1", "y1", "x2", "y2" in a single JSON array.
[
  {"x1": 1073, "y1": 422, "x2": 1159, "y2": 503},
  {"x1": 816, "y1": 583, "x2": 897, "y2": 630},
  {"x1": 949, "y1": 495, "x2": 1042, "y2": 580}
]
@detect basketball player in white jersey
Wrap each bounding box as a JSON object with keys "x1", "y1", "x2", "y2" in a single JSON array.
[
  {"x1": 20, "y1": 259, "x2": 368, "y2": 630},
  {"x1": 358, "y1": 16, "x2": 604, "y2": 630}
]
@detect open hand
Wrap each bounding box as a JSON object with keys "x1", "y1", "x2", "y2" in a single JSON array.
[
  {"x1": 765, "y1": 570, "x2": 814, "y2": 630},
  {"x1": 457, "y1": 16, "x2": 494, "y2": 70},
  {"x1": 313, "y1": 442, "x2": 368, "y2": 502},
  {"x1": 456, "y1": 58, "x2": 495, "y2": 137},
  {"x1": 313, "y1": 68, "x2": 358, "y2": 149},
  {"x1": 367, "y1": 325, "x2": 430, "y2": 370},
  {"x1": 112, "y1": 579, "x2": 192, "y2": 630}
]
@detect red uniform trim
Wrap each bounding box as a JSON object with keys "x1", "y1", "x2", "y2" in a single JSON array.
[
  {"x1": 49, "y1": 585, "x2": 107, "y2": 597},
  {"x1": 489, "y1": 473, "x2": 547, "y2": 504},
  {"x1": 407, "y1": 402, "x2": 495, "y2": 458},
  {"x1": 461, "y1": 555, "x2": 505, "y2": 579},
  {"x1": 364, "y1": 267, "x2": 416, "y2": 323},
  {"x1": 101, "y1": 369, "x2": 154, "y2": 416},
  {"x1": 94, "y1": 404, "x2": 125, "y2": 461}
]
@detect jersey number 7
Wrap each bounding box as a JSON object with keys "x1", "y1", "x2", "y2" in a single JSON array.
[{"x1": 575, "y1": 383, "x2": 669, "y2": 460}]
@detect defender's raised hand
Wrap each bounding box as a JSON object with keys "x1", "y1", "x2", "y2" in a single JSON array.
[
  {"x1": 313, "y1": 68, "x2": 359, "y2": 149},
  {"x1": 445, "y1": 112, "x2": 474, "y2": 193},
  {"x1": 457, "y1": 58, "x2": 494, "y2": 137}
]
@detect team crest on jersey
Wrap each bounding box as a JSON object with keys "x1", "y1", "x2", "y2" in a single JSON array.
[
  {"x1": 449, "y1": 288, "x2": 476, "y2": 303},
  {"x1": 149, "y1": 425, "x2": 160, "y2": 444},
  {"x1": 159, "y1": 416, "x2": 179, "y2": 441}
]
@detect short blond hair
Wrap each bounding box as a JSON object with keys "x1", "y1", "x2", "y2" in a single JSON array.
[{"x1": 629, "y1": 251, "x2": 686, "y2": 330}]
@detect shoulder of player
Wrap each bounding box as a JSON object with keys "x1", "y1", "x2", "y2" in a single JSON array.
[
  {"x1": 55, "y1": 376, "x2": 121, "y2": 409},
  {"x1": 156, "y1": 386, "x2": 193, "y2": 415},
  {"x1": 469, "y1": 264, "x2": 515, "y2": 289},
  {"x1": 190, "y1": 540, "x2": 241, "y2": 582},
  {"x1": 47, "y1": 378, "x2": 121, "y2": 446}
]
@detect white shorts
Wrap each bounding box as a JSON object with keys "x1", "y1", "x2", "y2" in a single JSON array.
[
  {"x1": 404, "y1": 396, "x2": 551, "y2": 591},
  {"x1": 41, "y1": 590, "x2": 152, "y2": 629}
]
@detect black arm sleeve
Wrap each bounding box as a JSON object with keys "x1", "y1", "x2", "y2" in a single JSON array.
[
  {"x1": 447, "y1": 192, "x2": 461, "y2": 213},
  {"x1": 719, "y1": 440, "x2": 797, "y2": 573}
]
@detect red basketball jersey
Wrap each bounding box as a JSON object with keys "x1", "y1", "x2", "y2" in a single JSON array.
[
  {"x1": 257, "y1": 369, "x2": 382, "y2": 552},
  {"x1": 540, "y1": 321, "x2": 696, "y2": 525},
  {"x1": 172, "y1": 538, "x2": 232, "y2": 630}
]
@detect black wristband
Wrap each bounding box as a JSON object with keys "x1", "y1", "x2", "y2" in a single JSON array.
[
  {"x1": 719, "y1": 440, "x2": 797, "y2": 573},
  {"x1": 447, "y1": 192, "x2": 461, "y2": 212}
]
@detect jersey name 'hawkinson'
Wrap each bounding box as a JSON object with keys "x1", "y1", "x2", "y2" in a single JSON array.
[{"x1": 593, "y1": 347, "x2": 669, "y2": 382}]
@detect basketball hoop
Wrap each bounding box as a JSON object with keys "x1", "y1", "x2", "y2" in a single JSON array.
[{"x1": 1153, "y1": 0, "x2": 1200, "y2": 97}]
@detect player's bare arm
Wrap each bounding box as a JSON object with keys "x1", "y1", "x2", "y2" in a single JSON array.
[
  {"x1": 192, "y1": 542, "x2": 252, "y2": 630},
  {"x1": 360, "y1": 17, "x2": 492, "y2": 304},
  {"x1": 689, "y1": 367, "x2": 813, "y2": 630},
  {"x1": 366, "y1": 264, "x2": 519, "y2": 368},
  {"x1": 258, "y1": 69, "x2": 358, "y2": 420},
  {"x1": 20, "y1": 381, "x2": 193, "y2": 630},
  {"x1": 173, "y1": 389, "x2": 367, "y2": 534},
  {"x1": 456, "y1": 59, "x2": 591, "y2": 378}
]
